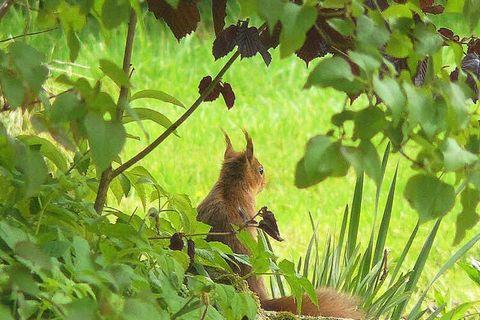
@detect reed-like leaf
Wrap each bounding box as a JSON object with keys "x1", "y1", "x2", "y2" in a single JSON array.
[
  {"x1": 408, "y1": 233, "x2": 480, "y2": 317},
  {"x1": 347, "y1": 173, "x2": 364, "y2": 260},
  {"x1": 391, "y1": 219, "x2": 442, "y2": 320},
  {"x1": 373, "y1": 163, "x2": 398, "y2": 266},
  {"x1": 389, "y1": 221, "x2": 420, "y2": 286}
]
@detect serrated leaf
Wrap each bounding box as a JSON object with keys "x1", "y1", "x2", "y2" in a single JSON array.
[
  {"x1": 84, "y1": 112, "x2": 126, "y2": 171},
  {"x1": 404, "y1": 174, "x2": 455, "y2": 223},
  {"x1": 130, "y1": 89, "x2": 185, "y2": 108}
]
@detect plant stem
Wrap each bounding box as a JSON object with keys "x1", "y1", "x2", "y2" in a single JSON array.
[
  {"x1": 116, "y1": 10, "x2": 137, "y2": 121},
  {"x1": 112, "y1": 50, "x2": 240, "y2": 178},
  {"x1": 0, "y1": 26, "x2": 57, "y2": 43},
  {"x1": 94, "y1": 10, "x2": 137, "y2": 214},
  {"x1": 0, "y1": 0, "x2": 14, "y2": 21}
]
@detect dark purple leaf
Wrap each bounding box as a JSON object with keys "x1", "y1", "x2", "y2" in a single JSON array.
[
  {"x1": 236, "y1": 22, "x2": 271, "y2": 66},
  {"x1": 468, "y1": 39, "x2": 480, "y2": 55},
  {"x1": 212, "y1": 0, "x2": 227, "y2": 36},
  {"x1": 257, "y1": 207, "x2": 283, "y2": 242},
  {"x1": 462, "y1": 53, "x2": 480, "y2": 78},
  {"x1": 260, "y1": 22, "x2": 281, "y2": 49},
  {"x1": 420, "y1": 0, "x2": 444, "y2": 14},
  {"x1": 169, "y1": 232, "x2": 184, "y2": 250},
  {"x1": 187, "y1": 239, "x2": 195, "y2": 264},
  {"x1": 461, "y1": 53, "x2": 480, "y2": 101},
  {"x1": 220, "y1": 82, "x2": 235, "y2": 109},
  {"x1": 296, "y1": 27, "x2": 329, "y2": 66},
  {"x1": 212, "y1": 25, "x2": 238, "y2": 60},
  {"x1": 198, "y1": 75, "x2": 221, "y2": 101},
  {"x1": 414, "y1": 59, "x2": 428, "y2": 86},
  {"x1": 146, "y1": 0, "x2": 200, "y2": 41},
  {"x1": 450, "y1": 68, "x2": 459, "y2": 81}
]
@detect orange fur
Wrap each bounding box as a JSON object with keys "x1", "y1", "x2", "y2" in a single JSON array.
[{"x1": 197, "y1": 132, "x2": 364, "y2": 319}]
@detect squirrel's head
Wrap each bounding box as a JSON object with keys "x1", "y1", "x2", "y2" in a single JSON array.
[{"x1": 220, "y1": 131, "x2": 265, "y2": 194}]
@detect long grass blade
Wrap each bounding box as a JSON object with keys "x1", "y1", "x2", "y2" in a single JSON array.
[
  {"x1": 408, "y1": 232, "x2": 480, "y2": 318},
  {"x1": 391, "y1": 218, "x2": 442, "y2": 320},
  {"x1": 389, "y1": 221, "x2": 420, "y2": 286},
  {"x1": 373, "y1": 163, "x2": 398, "y2": 266},
  {"x1": 347, "y1": 173, "x2": 364, "y2": 260},
  {"x1": 262, "y1": 231, "x2": 286, "y2": 297}
]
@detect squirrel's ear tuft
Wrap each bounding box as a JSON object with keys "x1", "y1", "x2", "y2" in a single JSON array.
[
  {"x1": 243, "y1": 130, "x2": 254, "y2": 162},
  {"x1": 223, "y1": 130, "x2": 235, "y2": 159}
]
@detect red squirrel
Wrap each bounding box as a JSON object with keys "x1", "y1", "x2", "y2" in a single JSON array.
[{"x1": 197, "y1": 131, "x2": 364, "y2": 319}]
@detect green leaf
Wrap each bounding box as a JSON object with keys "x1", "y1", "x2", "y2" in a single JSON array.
[
  {"x1": 66, "y1": 30, "x2": 80, "y2": 62},
  {"x1": 0, "y1": 68, "x2": 24, "y2": 108},
  {"x1": 414, "y1": 24, "x2": 443, "y2": 57},
  {"x1": 327, "y1": 18, "x2": 354, "y2": 36},
  {"x1": 404, "y1": 174, "x2": 455, "y2": 223},
  {"x1": 353, "y1": 107, "x2": 386, "y2": 140},
  {"x1": 99, "y1": 59, "x2": 130, "y2": 88},
  {"x1": 356, "y1": 15, "x2": 389, "y2": 50},
  {"x1": 454, "y1": 187, "x2": 480, "y2": 244},
  {"x1": 101, "y1": 0, "x2": 131, "y2": 29},
  {"x1": 382, "y1": 4, "x2": 414, "y2": 19},
  {"x1": 50, "y1": 92, "x2": 84, "y2": 123},
  {"x1": 18, "y1": 145, "x2": 48, "y2": 197},
  {"x1": 348, "y1": 51, "x2": 381, "y2": 74},
  {"x1": 123, "y1": 298, "x2": 167, "y2": 319},
  {"x1": 341, "y1": 141, "x2": 382, "y2": 186},
  {"x1": 84, "y1": 112, "x2": 126, "y2": 171},
  {"x1": 442, "y1": 138, "x2": 477, "y2": 171},
  {"x1": 123, "y1": 107, "x2": 174, "y2": 130},
  {"x1": 464, "y1": 0, "x2": 480, "y2": 31},
  {"x1": 279, "y1": 3, "x2": 317, "y2": 58},
  {"x1": 373, "y1": 76, "x2": 405, "y2": 125},
  {"x1": 18, "y1": 135, "x2": 68, "y2": 171},
  {"x1": 130, "y1": 89, "x2": 185, "y2": 108},
  {"x1": 15, "y1": 241, "x2": 52, "y2": 270},
  {"x1": 0, "y1": 304, "x2": 14, "y2": 320},
  {"x1": 10, "y1": 42, "x2": 48, "y2": 93},
  {"x1": 404, "y1": 83, "x2": 444, "y2": 139},
  {"x1": 305, "y1": 56, "x2": 362, "y2": 94},
  {"x1": 386, "y1": 31, "x2": 413, "y2": 58},
  {"x1": 0, "y1": 220, "x2": 29, "y2": 250},
  {"x1": 295, "y1": 135, "x2": 349, "y2": 188}
]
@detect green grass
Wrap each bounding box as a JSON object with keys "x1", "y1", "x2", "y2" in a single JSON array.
[{"x1": 2, "y1": 9, "x2": 479, "y2": 306}]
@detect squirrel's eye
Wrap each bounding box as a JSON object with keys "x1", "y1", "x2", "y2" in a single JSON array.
[{"x1": 258, "y1": 166, "x2": 264, "y2": 175}]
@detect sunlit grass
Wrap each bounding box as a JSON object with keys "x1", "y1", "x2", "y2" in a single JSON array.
[{"x1": 2, "y1": 9, "x2": 479, "y2": 304}]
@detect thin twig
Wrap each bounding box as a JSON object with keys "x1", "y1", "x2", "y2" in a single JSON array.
[{"x1": 0, "y1": 26, "x2": 57, "y2": 43}]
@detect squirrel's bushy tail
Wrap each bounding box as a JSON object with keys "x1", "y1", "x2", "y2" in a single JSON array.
[{"x1": 261, "y1": 288, "x2": 364, "y2": 319}]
